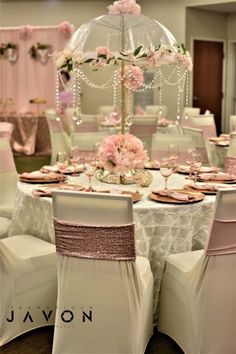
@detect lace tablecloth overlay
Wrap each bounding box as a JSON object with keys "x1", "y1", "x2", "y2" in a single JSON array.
[{"x1": 9, "y1": 171, "x2": 215, "y2": 321}]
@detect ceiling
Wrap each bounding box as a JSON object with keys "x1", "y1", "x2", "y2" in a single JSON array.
[{"x1": 191, "y1": 1, "x2": 236, "y2": 13}]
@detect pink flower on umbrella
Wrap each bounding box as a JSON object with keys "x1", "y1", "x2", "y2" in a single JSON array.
[
  {"x1": 96, "y1": 46, "x2": 111, "y2": 57},
  {"x1": 117, "y1": 65, "x2": 144, "y2": 91},
  {"x1": 175, "y1": 51, "x2": 193, "y2": 71},
  {"x1": 98, "y1": 134, "x2": 148, "y2": 176},
  {"x1": 19, "y1": 25, "x2": 33, "y2": 40},
  {"x1": 58, "y1": 21, "x2": 74, "y2": 38},
  {"x1": 108, "y1": 0, "x2": 141, "y2": 15}
]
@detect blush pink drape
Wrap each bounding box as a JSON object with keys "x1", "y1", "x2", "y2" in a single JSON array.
[{"x1": 0, "y1": 26, "x2": 68, "y2": 112}]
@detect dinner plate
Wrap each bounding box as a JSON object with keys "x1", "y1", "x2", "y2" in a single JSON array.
[
  {"x1": 144, "y1": 161, "x2": 160, "y2": 170},
  {"x1": 149, "y1": 189, "x2": 205, "y2": 204},
  {"x1": 196, "y1": 176, "x2": 236, "y2": 184},
  {"x1": 176, "y1": 165, "x2": 220, "y2": 175}
]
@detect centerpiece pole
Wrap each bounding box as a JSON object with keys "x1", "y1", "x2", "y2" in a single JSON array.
[{"x1": 120, "y1": 15, "x2": 126, "y2": 135}]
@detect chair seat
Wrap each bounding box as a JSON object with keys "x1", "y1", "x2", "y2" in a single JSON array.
[
  {"x1": 1, "y1": 235, "x2": 55, "y2": 259},
  {"x1": 0, "y1": 204, "x2": 14, "y2": 218},
  {"x1": 0, "y1": 216, "x2": 11, "y2": 238}
]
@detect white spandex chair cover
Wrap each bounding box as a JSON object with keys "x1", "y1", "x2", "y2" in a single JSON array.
[
  {"x1": 229, "y1": 115, "x2": 236, "y2": 132},
  {"x1": 52, "y1": 191, "x2": 153, "y2": 354},
  {"x1": 74, "y1": 114, "x2": 99, "y2": 133},
  {"x1": 45, "y1": 109, "x2": 70, "y2": 165},
  {"x1": 0, "y1": 122, "x2": 14, "y2": 139},
  {"x1": 190, "y1": 115, "x2": 217, "y2": 138},
  {"x1": 130, "y1": 115, "x2": 158, "y2": 157},
  {"x1": 182, "y1": 126, "x2": 211, "y2": 165},
  {"x1": 98, "y1": 105, "x2": 115, "y2": 114},
  {"x1": 0, "y1": 138, "x2": 18, "y2": 238},
  {"x1": 145, "y1": 105, "x2": 167, "y2": 117},
  {"x1": 151, "y1": 134, "x2": 194, "y2": 163},
  {"x1": 0, "y1": 235, "x2": 57, "y2": 346},
  {"x1": 158, "y1": 189, "x2": 236, "y2": 354},
  {"x1": 181, "y1": 107, "x2": 200, "y2": 123},
  {"x1": 70, "y1": 131, "x2": 108, "y2": 161},
  {"x1": 224, "y1": 132, "x2": 236, "y2": 175}
]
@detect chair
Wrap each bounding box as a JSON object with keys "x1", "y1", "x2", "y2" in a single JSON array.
[
  {"x1": 52, "y1": 191, "x2": 153, "y2": 354},
  {"x1": 98, "y1": 105, "x2": 115, "y2": 115},
  {"x1": 151, "y1": 134, "x2": 194, "y2": 164},
  {"x1": 0, "y1": 122, "x2": 14, "y2": 139},
  {"x1": 0, "y1": 137, "x2": 18, "y2": 238},
  {"x1": 182, "y1": 126, "x2": 211, "y2": 165},
  {"x1": 224, "y1": 132, "x2": 236, "y2": 175},
  {"x1": 190, "y1": 114, "x2": 217, "y2": 138},
  {"x1": 0, "y1": 235, "x2": 57, "y2": 346},
  {"x1": 181, "y1": 106, "x2": 200, "y2": 123},
  {"x1": 130, "y1": 115, "x2": 158, "y2": 157},
  {"x1": 145, "y1": 105, "x2": 167, "y2": 117},
  {"x1": 229, "y1": 115, "x2": 236, "y2": 132},
  {"x1": 74, "y1": 114, "x2": 99, "y2": 133},
  {"x1": 158, "y1": 189, "x2": 236, "y2": 354},
  {"x1": 70, "y1": 131, "x2": 108, "y2": 154},
  {"x1": 45, "y1": 109, "x2": 70, "y2": 165}
]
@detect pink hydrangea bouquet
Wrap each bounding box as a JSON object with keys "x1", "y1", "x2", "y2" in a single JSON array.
[{"x1": 98, "y1": 134, "x2": 148, "y2": 176}]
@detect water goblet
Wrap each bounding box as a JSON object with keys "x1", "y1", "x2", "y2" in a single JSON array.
[
  {"x1": 84, "y1": 164, "x2": 96, "y2": 191},
  {"x1": 168, "y1": 144, "x2": 179, "y2": 171},
  {"x1": 186, "y1": 148, "x2": 198, "y2": 180},
  {"x1": 69, "y1": 146, "x2": 80, "y2": 175},
  {"x1": 191, "y1": 153, "x2": 202, "y2": 182},
  {"x1": 56, "y1": 152, "x2": 68, "y2": 183},
  {"x1": 160, "y1": 157, "x2": 173, "y2": 191}
]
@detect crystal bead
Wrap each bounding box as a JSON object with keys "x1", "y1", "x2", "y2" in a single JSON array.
[
  {"x1": 125, "y1": 115, "x2": 133, "y2": 127},
  {"x1": 56, "y1": 116, "x2": 60, "y2": 122},
  {"x1": 76, "y1": 116, "x2": 83, "y2": 125}
]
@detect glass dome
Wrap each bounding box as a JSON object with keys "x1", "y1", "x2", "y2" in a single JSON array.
[{"x1": 67, "y1": 14, "x2": 177, "y2": 54}]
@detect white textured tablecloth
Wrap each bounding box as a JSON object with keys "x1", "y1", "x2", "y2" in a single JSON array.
[{"x1": 9, "y1": 171, "x2": 215, "y2": 321}]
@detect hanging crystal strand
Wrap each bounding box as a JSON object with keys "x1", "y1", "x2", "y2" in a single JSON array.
[
  {"x1": 72, "y1": 68, "x2": 78, "y2": 121},
  {"x1": 125, "y1": 88, "x2": 133, "y2": 127},
  {"x1": 158, "y1": 69, "x2": 163, "y2": 119},
  {"x1": 184, "y1": 70, "x2": 189, "y2": 120},
  {"x1": 176, "y1": 66, "x2": 181, "y2": 124},
  {"x1": 113, "y1": 71, "x2": 118, "y2": 109},
  {"x1": 56, "y1": 71, "x2": 61, "y2": 121},
  {"x1": 75, "y1": 68, "x2": 82, "y2": 125}
]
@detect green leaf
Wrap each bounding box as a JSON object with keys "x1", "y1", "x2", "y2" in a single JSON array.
[{"x1": 133, "y1": 45, "x2": 143, "y2": 56}]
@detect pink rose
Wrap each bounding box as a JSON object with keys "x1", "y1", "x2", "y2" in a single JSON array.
[{"x1": 96, "y1": 46, "x2": 110, "y2": 57}]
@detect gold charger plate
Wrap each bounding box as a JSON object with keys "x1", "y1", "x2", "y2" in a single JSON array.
[
  {"x1": 176, "y1": 165, "x2": 220, "y2": 175},
  {"x1": 149, "y1": 189, "x2": 205, "y2": 204},
  {"x1": 20, "y1": 176, "x2": 65, "y2": 184},
  {"x1": 196, "y1": 177, "x2": 236, "y2": 184},
  {"x1": 184, "y1": 185, "x2": 217, "y2": 195}
]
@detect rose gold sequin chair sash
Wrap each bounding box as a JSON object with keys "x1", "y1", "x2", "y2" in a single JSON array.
[{"x1": 53, "y1": 218, "x2": 136, "y2": 261}]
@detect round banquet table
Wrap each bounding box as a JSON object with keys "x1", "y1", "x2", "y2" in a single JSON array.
[{"x1": 9, "y1": 170, "x2": 215, "y2": 321}]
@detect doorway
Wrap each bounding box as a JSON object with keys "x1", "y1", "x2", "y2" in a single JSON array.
[{"x1": 193, "y1": 39, "x2": 224, "y2": 135}]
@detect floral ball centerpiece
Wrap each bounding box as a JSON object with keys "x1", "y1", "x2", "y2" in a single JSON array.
[{"x1": 97, "y1": 134, "x2": 149, "y2": 184}]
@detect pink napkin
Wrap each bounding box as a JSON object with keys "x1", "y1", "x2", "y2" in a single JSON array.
[
  {"x1": 152, "y1": 189, "x2": 196, "y2": 201},
  {"x1": 20, "y1": 171, "x2": 59, "y2": 180},
  {"x1": 188, "y1": 182, "x2": 219, "y2": 191},
  {"x1": 32, "y1": 184, "x2": 84, "y2": 197},
  {"x1": 198, "y1": 173, "x2": 236, "y2": 181}
]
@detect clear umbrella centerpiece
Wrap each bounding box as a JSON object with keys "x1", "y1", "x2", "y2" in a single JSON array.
[{"x1": 54, "y1": 0, "x2": 192, "y2": 184}]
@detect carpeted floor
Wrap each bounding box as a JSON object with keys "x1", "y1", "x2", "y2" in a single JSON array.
[{"x1": 0, "y1": 326, "x2": 183, "y2": 354}]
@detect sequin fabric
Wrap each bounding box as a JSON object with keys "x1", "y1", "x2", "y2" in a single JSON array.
[{"x1": 53, "y1": 218, "x2": 136, "y2": 261}]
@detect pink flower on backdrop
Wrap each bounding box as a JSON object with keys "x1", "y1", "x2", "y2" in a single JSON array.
[
  {"x1": 108, "y1": 0, "x2": 141, "y2": 15},
  {"x1": 98, "y1": 134, "x2": 148, "y2": 176},
  {"x1": 19, "y1": 25, "x2": 33, "y2": 40},
  {"x1": 58, "y1": 21, "x2": 74, "y2": 38},
  {"x1": 175, "y1": 52, "x2": 193, "y2": 71}
]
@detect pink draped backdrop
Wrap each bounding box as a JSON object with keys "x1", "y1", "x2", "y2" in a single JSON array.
[{"x1": 0, "y1": 26, "x2": 70, "y2": 112}]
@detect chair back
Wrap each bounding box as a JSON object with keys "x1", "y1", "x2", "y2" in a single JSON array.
[
  {"x1": 145, "y1": 105, "x2": 167, "y2": 117},
  {"x1": 181, "y1": 107, "x2": 200, "y2": 122},
  {"x1": 229, "y1": 115, "x2": 236, "y2": 132},
  {"x1": 98, "y1": 105, "x2": 115, "y2": 114},
  {"x1": 182, "y1": 126, "x2": 210, "y2": 164},
  {"x1": 151, "y1": 134, "x2": 194, "y2": 163},
  {"x1": 206, "y1": 189, "x2": 236, "y2": 256},
  {"x1": 45, "y1": 109, "x2": 70, "y2": 165},
  {"x1": 0, "y1": 122, "x2": 14, "y2": 139},
  {"x1": 0, "y1": 138, "x2": 18, "y2": 205},
  {"x1": 226, "y1": 132, "x2": 236, "y2": 157},
  {"x1": 74, "y1": 114, "x2": 99, "y2": 133},
  {"x1": 70, "y1": 131, "x2": 108, "y2": 152},
  {"x1": 130, "y1": 116, "x2": 158, "y2": 156},
  {"x1": 190, "y1": 115, "x2": 217, "y2": 138}
]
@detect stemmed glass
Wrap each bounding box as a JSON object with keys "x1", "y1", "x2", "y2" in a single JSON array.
[
  {"x1": 56, "y1": 152, "x2": 68, "y2": 183},
  {"x1": 160, "y1": 157, "x2": 174, "y2": 191},
  {"x1": 191, "y1": 152, "x2": 202, "y2": 182},
  {"x1": 133, "y1": 165, "x2": 144, "y2": 195},
  {"x1": 186, "y1": 148, "x2": 201, "y2": 181},
  {"x1": 69, "y1": 146, "x2": 80, "y2": 175},
  {"x1": 168, "y1": 144, "x2": 179, "y2": 171}
]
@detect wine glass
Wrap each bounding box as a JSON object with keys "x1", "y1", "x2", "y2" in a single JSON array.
[
  {"x1": 133, "y1": 165, "x2": 144, "y2": 195},
  {"x1": 56, "y1": 152, "x2": 68, "y2": 183},
  {"x1": 84, "y1": 164, "x2": 96, "y2": 191},
  {"x1": 69, "y1": 146, "x2": 80, "y2": 175},
  {"x1": 160, "y1": 157, "x2": 173, "y2": 191},
  {"x1": 168, "y1": 144, "x2": 179, "y2": 171},
  {"x1": 186, "y1": 148, "x2": 198, "y2": 180},
  {"x1": 191, "y1": 152, "x2": 202, "y2": 182}
]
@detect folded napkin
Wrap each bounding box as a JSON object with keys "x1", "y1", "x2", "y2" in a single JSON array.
[
  {"x1": 152, "y1": 189, "x2": 196, "y2": 201},
  {"x1": 20, "y1": 171, "x2": 59, "y2": 180},
  {"x1": 188, "y1": 182, "x2": 219, "y2": 191},
  {"x1": 41, "y1": 165, "x2": 59, "y2": 173},
  {"x1": 32, "y1": 184, "x2": 84, "y2": 197},
  {"x1": 198, "y1": 173, "x2": 236, "y2": 181}
]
